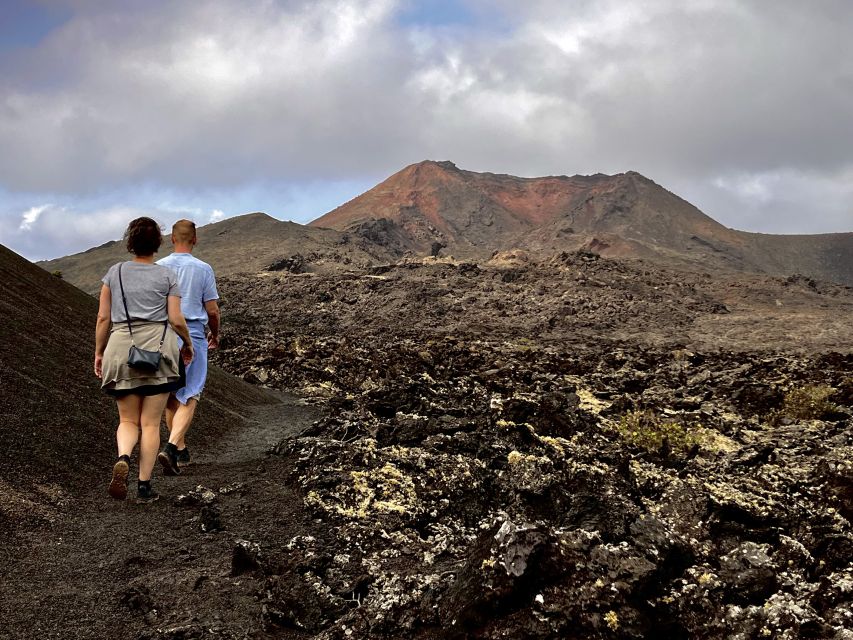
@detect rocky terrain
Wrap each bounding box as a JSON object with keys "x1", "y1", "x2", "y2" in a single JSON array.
[{"x1": 197, "y1": 253, "x2": 853, "y2": 639}]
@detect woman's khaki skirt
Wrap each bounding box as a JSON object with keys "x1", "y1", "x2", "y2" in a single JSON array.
[{"x1": 101, "y1": 321, "x2": 185, "y2": 397}]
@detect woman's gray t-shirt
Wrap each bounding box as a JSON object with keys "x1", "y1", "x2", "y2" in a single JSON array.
[{"x1": 102, "y1": 261, "x2": 181, "y2": 323}]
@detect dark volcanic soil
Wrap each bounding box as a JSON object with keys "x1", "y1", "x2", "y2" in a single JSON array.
[
  {"x1": 3, "y1": 249, "x2": 853, "y2": 639},
  {"x1": 1, "y1": 393, "x2": 320, "y2": 639}
]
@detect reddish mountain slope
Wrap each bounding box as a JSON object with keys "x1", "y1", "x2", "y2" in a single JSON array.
[
  {"x1": 38, "y1": 162, "x2": 853, "y2": 288},
  {"x1": 311, "y1": 161, "x2": 611, "y2": 254},
  {"x1": 311, "y1": 161, "x2": 853, "y2": 284}
]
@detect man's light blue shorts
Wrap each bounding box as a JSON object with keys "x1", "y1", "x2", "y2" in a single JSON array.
[{"x1": 175, "y1": 320, "x2": 208, "y2": 405}]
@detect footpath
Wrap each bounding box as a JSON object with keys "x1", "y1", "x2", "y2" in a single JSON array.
[{"x1": 0, "y1": 393, "x2": 319, "y2": 640}]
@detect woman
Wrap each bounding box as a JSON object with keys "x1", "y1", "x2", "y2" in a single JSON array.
[{"x1": 95, "y1": 217, "x2": 194, "y2": 504}]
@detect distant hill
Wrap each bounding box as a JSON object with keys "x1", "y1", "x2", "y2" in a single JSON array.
[
  {"x1": 0, "y1": 243, "x2": 273, "y2": 531},
  {"x1": 40, "y1": 212, "x2": 397, "y2": 295},
  {"x1": 311, "y1": 161, "x2": 853, "y2": 285}
]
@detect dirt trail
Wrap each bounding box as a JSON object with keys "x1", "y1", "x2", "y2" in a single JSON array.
[{"x1": 0, "y1": 392, "x2": 321, "y2": 640}]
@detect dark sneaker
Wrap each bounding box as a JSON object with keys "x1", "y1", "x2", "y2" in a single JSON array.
[
  {"x1": 108, "y1": 458, "x2": 129, "y2": 500},
  {"x1": 177, "y1": 447, "x2": 191, "y2": 467},
  {"x1": 158, "y1": 444, "x2": 181, "y2": 476},
  {"x1": 136, "y1": 483, "x2": 159, "y2": 504}
]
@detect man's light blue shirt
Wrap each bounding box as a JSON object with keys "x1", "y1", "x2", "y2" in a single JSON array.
[{"x1": 156, "y1": 252, "x2": 219, "y2": 324}]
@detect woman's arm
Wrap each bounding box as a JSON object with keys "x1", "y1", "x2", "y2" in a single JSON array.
[
  {"x1": 94, "y1": 284, "x2": 112, "y2": 378},
  {"x1": 167, "y1": 295, "x2": 194, "y2": 363}
]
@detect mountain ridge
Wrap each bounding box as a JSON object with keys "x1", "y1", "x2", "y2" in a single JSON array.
[{"x1": 39, "y1": 161, "x2": 853, "y2": 288}]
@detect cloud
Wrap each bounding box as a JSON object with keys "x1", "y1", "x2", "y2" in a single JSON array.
[
  {"x1": 693, "y1": 167, "x2": 853, "y2": 234},
  {"x1": 5, "y1": 203, "x2": 144, "y2": 260},
  {"x1": 19, "y1": 204, "x2": 51, "y2": 230},
  {"x1": 0, "y1": 0, "x2": 850, "y2": 258},
  {"x1": 0, "y1": 0, "x2": 410, "y2": 191},
  {"x1": 209, "y1": 209, "x2": 225, "y2": 223}
]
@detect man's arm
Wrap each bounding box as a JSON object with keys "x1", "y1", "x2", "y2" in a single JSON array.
[{"x1": 205, "y1": 299, "x2": 220, "y2": 349}]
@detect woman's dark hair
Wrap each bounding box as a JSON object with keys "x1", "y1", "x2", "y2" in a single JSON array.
[{"x1": 124, "y1": 217, "x2": 163, "y2": 256}]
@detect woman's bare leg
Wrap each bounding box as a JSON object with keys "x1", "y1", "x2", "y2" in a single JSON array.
[
  {"x1": 138, "y1": 393, "x2": 169, "y2": 481},
  {"x1": 115, "y1": 395, "x2": 142, "y2": 457}
]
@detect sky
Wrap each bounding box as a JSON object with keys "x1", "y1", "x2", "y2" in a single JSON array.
[{"x1": 0, "y1": 0, "x2": 851, "y2": 261}]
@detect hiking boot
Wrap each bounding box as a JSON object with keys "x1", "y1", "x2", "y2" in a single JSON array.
[
  {"x1": 108, "y1": 457, "x2": 130, "y2": 500},
  {"x1": 136, "y1": 482, "x2": 159, "y2": 504},
  {"x1": 177, "y1": 446, "x2": 191, "y2": 467},
  {"x1": 158, "y1": 443, "x2": 181, "y2": 476}
]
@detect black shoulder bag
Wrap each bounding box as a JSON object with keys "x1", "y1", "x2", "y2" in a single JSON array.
[{"x1": 118, "y1": 263, "x2": 169, "y2": 373}]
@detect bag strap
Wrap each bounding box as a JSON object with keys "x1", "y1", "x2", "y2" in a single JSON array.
[
  {"x1": 118, "y1": 263, "x2": 170, "y2": 352},
  {"x1": 157, "y1": 320, "x2": 168, "y2": 350},
  {"x1": 117, "y1": 263, "x2": 135, "y2": 343}
]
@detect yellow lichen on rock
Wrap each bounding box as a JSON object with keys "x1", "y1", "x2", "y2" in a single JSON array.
[
  {"x1": 537, "y1": 435, "x2": 569, "y2": 456},
  {"x1": 305, "y1": 462, "x2": 419, "y2": 520},
  {"x1": 561, "y1": 375, "x2": 612, "y2": 414},
  {"x1": 350, "y1": 463, "x2": 418, "y2": 517},
  {"x1": 604, "y1": 610, "x2": 619, "y2": 631}
]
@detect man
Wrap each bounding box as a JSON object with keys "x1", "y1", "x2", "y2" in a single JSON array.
[{"x1": 155, "y1": 219, "x2": 220, "y2": 475}]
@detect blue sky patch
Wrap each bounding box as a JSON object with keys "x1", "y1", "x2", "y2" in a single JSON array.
[
  {"x1": 0, "y1": 1, "x2": 70, "y2": 52},
  {"x1": 396, "y1": 0, "x2": 477, "y2": 28}
]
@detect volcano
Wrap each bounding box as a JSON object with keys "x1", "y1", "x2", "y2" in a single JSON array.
[{"x1": 311, "y1": 161, "x2": 853, "y2": 284}]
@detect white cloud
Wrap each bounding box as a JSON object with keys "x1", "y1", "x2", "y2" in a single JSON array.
[
  {"x1": 697, "y1": 168, "x2": 853, "y2": 234},
  {"x1": 19, "y1": 204, "x2": 52, "y2": 231},
  {"x1": 0, "y1": 0, "x2": 410, "y2": 191},
  {"x1": 209, "y1": 209, "x2": 225, "y2": 223},
  {"x1": 4, "y1": 204, "x2": 144, "y2": 260}
]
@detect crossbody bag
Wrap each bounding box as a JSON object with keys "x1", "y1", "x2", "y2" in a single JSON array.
[{"x1": 118, "y1": 263, "x2": 169, "y2": 373}]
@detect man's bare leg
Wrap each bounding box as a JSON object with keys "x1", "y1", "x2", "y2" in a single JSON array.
[
  {"x1": 168, "y1": 397, "x2": 198, "y2": 449},
  {"x1": 165, "y1": 395, "x2": 181, "y2": 446}
]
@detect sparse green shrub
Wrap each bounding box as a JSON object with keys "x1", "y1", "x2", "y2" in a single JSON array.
[
  {"x1": 770, "y1": 384, "x2": 837, "y2": 424},
  {"x1": 617, "y1": 409, "x2": 704, "y2": 454},
  {"x1": 51, "y1": 270, "x2": 63, "y2": 279}
]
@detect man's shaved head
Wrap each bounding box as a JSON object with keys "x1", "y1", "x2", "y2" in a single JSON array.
[{"x1": 172, "y1": 219, "x2": 197, "y2": 245}]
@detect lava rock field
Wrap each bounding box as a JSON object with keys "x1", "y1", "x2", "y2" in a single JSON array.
[{"x1": 206, "y1": 253, "x2": 853, "y2": 639}]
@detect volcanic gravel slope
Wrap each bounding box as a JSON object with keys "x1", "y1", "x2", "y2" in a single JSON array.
[
  {"x1": 0, "y1": 244, "x2": 272, "y2": 530},
  {"x1": 0, "y1": 243, "x2": 290, "y2": 638}
]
